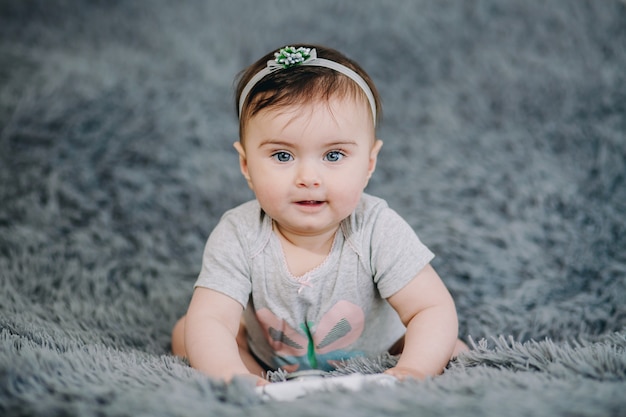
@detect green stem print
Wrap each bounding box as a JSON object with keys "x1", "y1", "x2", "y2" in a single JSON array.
[{"x1": 301, "y1": 321, "x2": 318, "y2": 369}]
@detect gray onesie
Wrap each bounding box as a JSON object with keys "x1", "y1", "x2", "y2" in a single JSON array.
[{"x1": 194, "y1": 193, "x2": 434, "y2": 372}]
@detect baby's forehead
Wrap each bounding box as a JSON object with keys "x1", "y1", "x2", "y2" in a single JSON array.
[
  {"x1": 252, "y1": 93, "x2": 372, "y2": 123},
  {"x1": 239, "y1": 89, "x2": 375, "y2": 143},
  {"x1": 241, "y1": 96, "x2": 376, "y2": 148}
]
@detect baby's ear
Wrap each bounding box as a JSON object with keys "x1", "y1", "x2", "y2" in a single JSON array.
[
  {"x1": 367, "y1": 139, "x2": 384, "y2": 179},
  {"x1": 233, "y1": 142, "x2": 253, "y2": 187}
]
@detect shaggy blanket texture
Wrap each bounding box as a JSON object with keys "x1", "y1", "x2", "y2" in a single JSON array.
[{"x1": 1, "y1": 0, "x2": 625, "y2": 415}]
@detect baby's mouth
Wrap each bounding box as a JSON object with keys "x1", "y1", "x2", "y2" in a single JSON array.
[{"x1": 296, "y1": 200, "x2": 324, "y2": 206}]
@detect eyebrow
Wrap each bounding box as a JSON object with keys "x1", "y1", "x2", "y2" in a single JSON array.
[{"x1": 258, "y1": 139, "x2": 359, "y2": 148}]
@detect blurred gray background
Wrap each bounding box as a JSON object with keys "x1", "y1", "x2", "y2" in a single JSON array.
[{"x1": 1, "y1": 1, "x2": 625, "y2": 416}]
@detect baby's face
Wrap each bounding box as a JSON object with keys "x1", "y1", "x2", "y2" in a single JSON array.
[{"x1": 236, "y1": 95, "x2": 382, "y2": 238}]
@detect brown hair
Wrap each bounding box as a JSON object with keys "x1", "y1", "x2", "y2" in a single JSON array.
[{"x1": 235, "y1": 44, "x2": 382, "y2": 139}]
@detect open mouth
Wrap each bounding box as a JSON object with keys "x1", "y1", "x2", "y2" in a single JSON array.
[{"x1": 296, "y1": 200, "x2": 324, "y2": 206}]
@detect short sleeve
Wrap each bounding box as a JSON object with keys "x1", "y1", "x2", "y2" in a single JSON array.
[
  {"x1": 193, "y1": 212, "x2": 252, "y2": 308},
  {"x1": 369, "y1": 206, "x2": 435, "y2": 298}
]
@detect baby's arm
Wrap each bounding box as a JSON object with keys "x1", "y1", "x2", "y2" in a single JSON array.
[
  {"x1": 184, "y1": 287, "x2": 260, "y2": 383},
  {"x1": 385, "y1": 264, "x2": 459, "y2": 380}
]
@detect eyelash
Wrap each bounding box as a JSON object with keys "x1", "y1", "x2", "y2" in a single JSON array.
[
  {"x1": 271, "y1": 151, "x2": 293, "y2": 162},
  {"x1": 270, "y1": 150, "x2": 346, "y2": 163},
  {"x1": 324, "y1": 150, "x2": 345, "y2": 162}
]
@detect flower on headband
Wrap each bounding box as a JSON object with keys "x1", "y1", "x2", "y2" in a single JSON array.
[{"x1": 274, "y1": 46, "x2": 312, "y2": 68}]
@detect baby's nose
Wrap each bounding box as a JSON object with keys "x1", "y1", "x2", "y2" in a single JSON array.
[{"x1": 296, "y1": 160, "x2": 321, "y2": 188}]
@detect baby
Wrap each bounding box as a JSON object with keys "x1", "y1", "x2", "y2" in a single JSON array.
[{"x1": 172, "y1": 45, "x2": 467, "y2": 384}]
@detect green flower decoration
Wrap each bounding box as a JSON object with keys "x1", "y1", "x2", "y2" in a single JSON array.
[{"x1": 274, "y1": 46, "x2": 313, "y2": 68}]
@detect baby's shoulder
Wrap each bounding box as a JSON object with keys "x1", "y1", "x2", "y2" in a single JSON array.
[
  {"x1": 344, "y1": 194, "x2": 414, "y2": 242},
  {"x1": 355, "y1": 193, "x2": 389, "y2": 215},
  {"x1": 347, "y1": 193, "x2": 392, "y2": 231},
  {"x1": 216, "y1": 199, "x2": 271, "y2": 242},
  {"x1": 221, "y1": 199, "x2": 262, "y2": 222}
]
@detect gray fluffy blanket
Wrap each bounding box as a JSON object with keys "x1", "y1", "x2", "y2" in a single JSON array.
[{"x1": 1, "y1": 1, "x2": 625, "y2": 416}]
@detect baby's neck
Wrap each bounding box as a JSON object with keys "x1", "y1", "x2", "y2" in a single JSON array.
[
  {"x1": 273, "y1": 222, "x2": 337, "y2": 251},
  {"x1": 273, "y1": 222, "x2": 338, "y2": 277}
]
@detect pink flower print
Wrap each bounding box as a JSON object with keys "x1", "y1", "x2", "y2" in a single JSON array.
[{"x1": 255, "y1": 300, "x2": 365, "y2": 371}]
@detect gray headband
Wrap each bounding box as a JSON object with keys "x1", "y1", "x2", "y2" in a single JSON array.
[{"x1": 238, "y1": 46, "x2": 377, "y2": 126}]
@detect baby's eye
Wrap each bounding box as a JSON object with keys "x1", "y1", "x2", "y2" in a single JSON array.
[
  {"x1": 272, "y1": 151, "x2": 293, "y2": 162},
  {"x1": 324, "y1": 151, "x2": 345, "y2": 162}
]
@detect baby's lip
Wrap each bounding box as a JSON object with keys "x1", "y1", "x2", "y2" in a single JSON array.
[{"x1": 295, "y1": 200, "x2": 325, "y2": 205}]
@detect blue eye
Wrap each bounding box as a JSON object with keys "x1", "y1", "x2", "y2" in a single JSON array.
[
  {"x1": 325, "y1": 151, "x2": 344, "y2": 162},
  {"x1": 272, "y1": 152, "x2": 293, "y2": 162}
]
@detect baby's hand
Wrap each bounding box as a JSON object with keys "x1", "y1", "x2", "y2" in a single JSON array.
[
  {"x1": 255, "y1": 377, "x2": 270, "y2": 387},
  {"x1": 231, "y1": 373, "x2": 270, "y2": 387},
  {"x1": 384, "y1": 366, "x2": 428, "y2": 381}
]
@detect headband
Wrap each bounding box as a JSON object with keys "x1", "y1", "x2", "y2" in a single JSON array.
[{"x1": 238, "y1": 46, "x2": 377, "y2": 126}]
